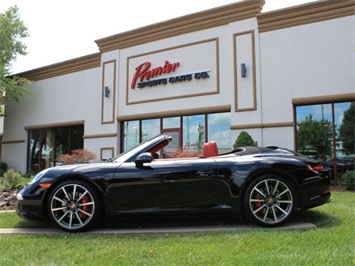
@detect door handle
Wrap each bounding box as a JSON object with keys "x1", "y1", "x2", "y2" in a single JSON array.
[{"x1": 196, "y1": 170, "x2": 213, "y2": 177}]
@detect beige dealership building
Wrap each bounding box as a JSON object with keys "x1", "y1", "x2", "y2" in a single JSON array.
[{"x1": 2, "y1": 0, "x2": 354, "y2": 173}]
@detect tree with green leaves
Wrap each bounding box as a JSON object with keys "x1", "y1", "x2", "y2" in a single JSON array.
[
  {"x1": 297, "y1": 114, "x2": 332, "y2": 156},
  {"x1": 233, "y1": 131, "x2": 255, "y2": 148},
  {"x1": 0, "y1": 5, "x2": 31, "y2": 116},
  {"x1": 196, "y1": 122, "x2": 205, "y2": 152},
  {"x1": 339, "y1": 102, "x2": 355, "y2": 155}
]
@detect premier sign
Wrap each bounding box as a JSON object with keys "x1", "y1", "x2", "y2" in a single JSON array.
[
  {"x1": 126, "y1": 39, "x2": 218, "y2": 104},
  {"x1": 131, "y1": 61, "x2": 210, "y2": 89}
]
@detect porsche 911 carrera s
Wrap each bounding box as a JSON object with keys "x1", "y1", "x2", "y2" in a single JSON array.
[{"x1": 16, "y1": 134, "x2": 331, "y2": 232}]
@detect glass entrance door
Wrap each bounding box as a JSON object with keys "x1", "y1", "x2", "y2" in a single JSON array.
[{"x1": 161, "y1": 128, "x2": 181, "y2": 158}]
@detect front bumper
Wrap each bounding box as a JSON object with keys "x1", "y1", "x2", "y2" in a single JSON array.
[{"x1": 15, "y1": 188, "x2": 46, "y2": 221}]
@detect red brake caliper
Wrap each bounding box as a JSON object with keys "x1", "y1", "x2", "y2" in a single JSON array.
[
  {"x1": 80, "y1": 195, "x2": 90, "y2": 219},
  {"x1": 254, "y1": 194, "x2": 263, "y2": 211}
]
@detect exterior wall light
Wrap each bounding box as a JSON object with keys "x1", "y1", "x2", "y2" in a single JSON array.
[
  {"x1": 104, "y1": 86, "x2": 110, "y2": 97},
  {"x1": 241, "y1": 63, "x2": 247, "y2": 78}
]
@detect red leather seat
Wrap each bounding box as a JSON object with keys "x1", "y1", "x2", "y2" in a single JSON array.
[{"x1": 203, "y1": 141, "x2": 219, "y2": 157}]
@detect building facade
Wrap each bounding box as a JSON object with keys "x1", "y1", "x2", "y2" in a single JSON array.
[{"x1": 2, "y1": 0, "x2": 354, "y2": 174}]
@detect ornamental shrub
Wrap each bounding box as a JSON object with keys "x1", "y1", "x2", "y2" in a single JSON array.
[
  {"x1": 167, "y1": 148, "x2": 200, "y2": 158},
  {"x1": 3, "y1": 169, "x2": 22, "y2": 190},
  {"x1": 233, "y1": 131, "x2": 255, "y2": 149},
  {"x1": 56, "y1": 149, "x2": 97, "y2": 165},
  {"x1": 343, "y1": 170, "x2": 355, "y2": 191}
]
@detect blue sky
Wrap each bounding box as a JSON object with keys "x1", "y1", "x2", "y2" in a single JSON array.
[{"x1": 296, "y1": 102, "x2": 352, "y2": 127}]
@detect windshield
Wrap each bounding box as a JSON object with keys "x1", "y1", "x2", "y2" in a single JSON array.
[{"x1": 113, "y1": 134, "x2": 170, "y2": 163}]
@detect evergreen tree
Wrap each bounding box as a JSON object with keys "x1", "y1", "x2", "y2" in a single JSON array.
[
  {"x1": 233, "y1": 131, "x2": 255, "y2": 148},
  {"x1": 297, "y1": 114, "x2": 331, "y2": 156},
  {"x1": 339, "y1": 102, "x2": 355, "y2": 154}
]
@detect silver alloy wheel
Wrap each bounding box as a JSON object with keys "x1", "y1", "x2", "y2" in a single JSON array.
[
  {"x1": 50, "y1": 183, "x2": 96, "y2": 230},
  {"x1": 248, "y1": 178, "x2": 293, "y2": 225}
]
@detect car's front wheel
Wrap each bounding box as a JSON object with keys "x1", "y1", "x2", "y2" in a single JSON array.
[
  {"x1": 243, "y1": 175, "x2": 295, "y2": 227},
  {"x1": 47, "y1": 180, "x2": 101, "y2": 232}
]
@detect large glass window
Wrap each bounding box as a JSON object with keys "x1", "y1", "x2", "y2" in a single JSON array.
[
  {"x1": 71, "y1": 125, "x2": 85, "y2": 150},
  {"x1": 142, "y1": 119, "x2": 160, "y2": 142},
  {"x1": 55, "y1": 127, "x2": 69, "y2": 156},
  {"x1": 28, "y1": 129, "x2": 53, "y2": 172},
  {"x1": 123, "y1": 120, "x2": 139, "y2": 151},
  {"x1": 296, "y1": 101, "x2": 354, "y2": 181},
  {"x1": 207, "y1": 113, "x2": 231, "y2": 153},
  {"x1": 183, "y1": 115, "x2": 205, "y2": 153},
  {"x1": 162, "y1": 117, "x2": 180, "y2": 129},
  {"x1": 296, "y1": 104, "x2": 332, "y2": 157},
  {"x1": 28, "y1": 125, "x2": 84, "y2": 172},
  {"x1": 121, "y1": 112, "x2": 231, "y2": 157},
  {"x1": 162, "y1": 117, "x2": 181, "y2": 157}
]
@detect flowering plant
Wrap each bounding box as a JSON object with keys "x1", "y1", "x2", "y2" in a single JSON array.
[
  {"x1": 166, "y1": 148, "x2": 201, "y2": 158},
  {"x1": 56, "y1": 149, "x2": 97, "y2": 165}
]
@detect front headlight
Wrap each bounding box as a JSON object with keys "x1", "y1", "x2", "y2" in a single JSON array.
[
  {"x1": 16, "y1": 193, "x2": 23, "y2": 200},
  {"x1": 28, "y1": 168, "x2": 50, "y2": 185}
]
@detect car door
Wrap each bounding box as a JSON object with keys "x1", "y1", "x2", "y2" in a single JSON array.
[
  {"x1": 105, "y1": 161, "x2": 170, "y2": 214},
  {"x1": 105, "y1": 157, "x2": 231, "y2": 214},
  {"x1": 152, "y1": 158, "x2": 231, "y2": 209}
]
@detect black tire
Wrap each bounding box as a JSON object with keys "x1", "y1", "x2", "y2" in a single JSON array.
[
  {"x1": 47, "y1": 180, "x2": 102, "y2": 232},
  {"x1": 243, "y1": 175, "x2": 295, "y2": 227}
]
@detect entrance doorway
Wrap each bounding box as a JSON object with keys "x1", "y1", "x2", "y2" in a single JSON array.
[{"x1": 161, "y1": 128, "x2": 181, "y2": 157}]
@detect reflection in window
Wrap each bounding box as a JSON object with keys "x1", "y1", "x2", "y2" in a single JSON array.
[
  {"x1": 296, "y1": 104, "x2": 332, "y2": 156},
  {"x1": 336, "y1": 102, "x2": 354, "y2": 156},
  {"x1": 121, "y1": 112, "x2": 231, "y2": 157},
  {"x1": 123, "y1": 120, "x2": 139, "y2": 151},
  {"x1": 208, "y1": 113, "x2": 231, "y2": 153},
  {"x1": 183, "y1": 115, "x2": 205, "y2": 153},
  {"x1": 28, "y1": 129, "x2": 52, "y2": 172},
  {"x1": 28, "y1": 125, "x2": 84, "y2": 173},
  {"x1": 55, "y1": 127, "x2": 69, "y2": 156},
  {"x1": 71, "y1": 125, "x2": 84, "y2": 150},
  {"x1": 142, "y1": 119, "x2": 160, "y2": 142},
  {"x1": 163, "y1": 117, "x2": 180, "y2": 129},
  {"x1": 296, "y1": 101, "x2": 354, "y2": 180}
]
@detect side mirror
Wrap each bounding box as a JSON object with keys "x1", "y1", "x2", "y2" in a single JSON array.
[{"x1": 135, "y1": 152, "x2": 153, "y2": 168}]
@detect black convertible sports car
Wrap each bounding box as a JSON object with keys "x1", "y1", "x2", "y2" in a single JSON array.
[{"x1": 16, "y1": 134, "x2": 331, "y2": 232}]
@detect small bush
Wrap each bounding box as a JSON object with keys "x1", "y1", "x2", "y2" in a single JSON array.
[
  {"x1": 167, "y1": 148, "x2": 201, "y2": 158},
  {"x1": 3, "y1": 169, "x2": 23, "y2": 190},
  {"x1": 56, "y1": 149, "x2": 97, "y2": 165},
  {"x1": 343, "y1": 170, "x2": 355, "y2": 190},
  {"x1": 233, "y1": 131, "x2": 255, "y2": 149}
]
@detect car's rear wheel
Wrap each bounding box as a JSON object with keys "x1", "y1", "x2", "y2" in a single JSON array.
[
  {"x1": 47, "y1": 180, "x2": 101, "y2": 232},
  {"x1": 243, "y1": 175, "x2": 295, "y2": 227}
]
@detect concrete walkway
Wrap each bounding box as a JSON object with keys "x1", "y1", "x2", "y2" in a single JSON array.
[{"x1": 0, "y1": 222, "x2": 316, "y2": 235}]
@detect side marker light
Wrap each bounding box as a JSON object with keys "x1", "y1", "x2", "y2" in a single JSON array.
[{"x1": 39, "y1": 184, "x2": 52, "y2": 189}]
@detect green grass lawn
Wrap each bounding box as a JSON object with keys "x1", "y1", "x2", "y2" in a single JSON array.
[{"x1": 0, "y1": 191, "x2": 354, "y2": 265}]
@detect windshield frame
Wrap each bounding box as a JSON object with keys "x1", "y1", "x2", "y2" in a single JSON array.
[{"x1": 113, "y1": 134, "x2": 171, "y2": 163}]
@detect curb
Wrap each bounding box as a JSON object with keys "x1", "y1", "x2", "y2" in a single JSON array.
[{"x1": 0, "y1": 222, "x2": 316, "y2": 235}]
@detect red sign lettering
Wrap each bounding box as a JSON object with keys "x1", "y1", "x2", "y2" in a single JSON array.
[{"x1": 130, "y1": 60, "x2": 180, "y2": 89}]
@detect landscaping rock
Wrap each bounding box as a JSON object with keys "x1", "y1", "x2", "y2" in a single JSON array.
[{"x1": 0, "y1": 189, "x2": 17, "y2": 211}]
